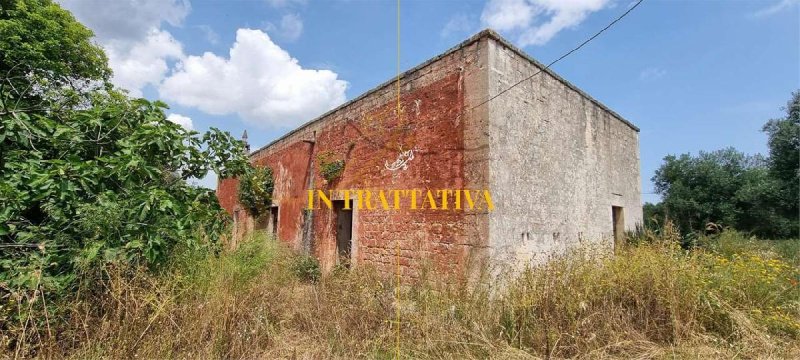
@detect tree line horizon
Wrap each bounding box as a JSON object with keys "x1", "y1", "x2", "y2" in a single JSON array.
[{"x1": 645, "y1": 91, "x2": 799, "y2": 240}]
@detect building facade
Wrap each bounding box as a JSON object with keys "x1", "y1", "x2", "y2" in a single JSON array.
[{"x1": 216, "y1": 30, "x2": 642, "y2": 278}]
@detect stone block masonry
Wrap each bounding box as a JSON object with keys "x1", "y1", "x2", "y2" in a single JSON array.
[
  {"x1": 217, "y1": 29, "x2": 642, "y2": 279},
  {"x1": 485, "y1": 33, "x2": 642, "y2": 270}
]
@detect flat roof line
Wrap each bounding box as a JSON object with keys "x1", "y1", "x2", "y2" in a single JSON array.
[
  {"x1": 479, "y1": 29, "x2": 639, "y2": 132},
  {"x1": 250, "y1": 29, "x2": 638, "y2": 158}
]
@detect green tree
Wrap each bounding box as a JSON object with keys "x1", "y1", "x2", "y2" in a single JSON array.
[
  {"x1": 733, "y1": 165, "x2": 789, "y2": 237},
  {"x1": 0, "y1": 0, "x2": 250, "y2": 299},
  {"x1": 653, "y1": 148, "x2": 743, "y2": 234},
  {"x1": 0, "y1": 0, "x2": 110, "y2": 104},
  {"x1": 762, "y1": 91, "x2": 800, "y2": 237},
  {"x1": 652, "y1": 91, "x2": 800, "y2": 239},
  {"x1": 642, "y1": 202, "x2": 665, "y2": 228}
]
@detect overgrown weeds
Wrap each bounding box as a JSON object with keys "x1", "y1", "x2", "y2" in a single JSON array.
[{"x1": 5, "y1": 229, "x2": 799, "y2": 359}]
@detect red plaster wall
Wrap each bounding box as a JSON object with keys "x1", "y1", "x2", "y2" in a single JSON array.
[
  {"x1": 252, "y1": 140, "x2": 313, "y2": 248},
  {"x1": 217, "y1": 39, "x2": 489, "y2": 280},
  {"x1": 309, "y1": 73, "x2": 469, "y2": 278},
  {"x1": 217, "y1": 178, "x2": 239, "y2": 216}
]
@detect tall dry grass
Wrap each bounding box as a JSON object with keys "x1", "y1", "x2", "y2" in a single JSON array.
[{"x1": 5, "y1": 227, "x2": 800, "y2": 359}]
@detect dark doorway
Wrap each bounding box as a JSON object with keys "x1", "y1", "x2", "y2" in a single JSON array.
[
  {"x1": 255, "y1": 214, "x2": 268, "y2": 231},
  {"x1": 612, "y1": 206, "x2": 624, "y2": 249},
  {"x1": 333, "y1": 200, "x2": 353, "y2": 266},
  {"x1": 253, "y1": 210, "x2": 269, "y2": 234},
  {"x1": 270, "y1": 206, "x2": 279, "y2": 236}
]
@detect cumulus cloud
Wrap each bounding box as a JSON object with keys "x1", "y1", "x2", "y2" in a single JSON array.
[
  {"x1": 481, "y1": 0, "x2": 612, "y2": 46},
  {"x1": 58, "y1": 0, "x2": 189, "y2": 42},
  {"x1": 481, "y1": 0, "x2": 537, "y2": 31},
  {"x1": 265, "y1": 13, "x2": 304, "y2": 41},
  {"x1": 167, "y1": 113, "x2": 194, "y2": 130},
  {"x1": 58, "y1": 0, "x2": 189, "y2": 96},
  {"x1": 159, "y1": 29, "x2": 348, "y2": 129},
  {"x1": 105, "y1": 30, "x2": 184, "y2": 97}
]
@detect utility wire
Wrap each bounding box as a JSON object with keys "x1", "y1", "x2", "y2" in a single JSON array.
[{"x1": 469, "y1": 0, "x2": 646, "y2": 112}]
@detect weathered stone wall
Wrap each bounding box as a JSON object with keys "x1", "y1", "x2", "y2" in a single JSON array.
[
  {"x1": 217, "y1": 35, "x2": 491, "y2": 279},
  {"x1": 217, "y1": 30, "x2": 643, "y2": 279},
  {"x1": 484, "y1": 36, "x2": 643, "y2": 270}
]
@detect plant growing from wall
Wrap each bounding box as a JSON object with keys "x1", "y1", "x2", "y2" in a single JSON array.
[
  {"x1": 238, "y1": 166, "x2": 275, "y2": 217},
  {"x1": 317, "y1": 151, "x2": 345, "y2": 183}
]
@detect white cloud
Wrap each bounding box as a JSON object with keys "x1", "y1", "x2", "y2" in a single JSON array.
[
  {"x1": 57, "y1": 0, "x2": 189, "y2": 96},
  {"x1": 159, "y1": 29, "x2": 348, "y2": 129},
  {"x1": 105, "y1": 30, "x2": 184, "y2": 97},
  {"x1": 639, "y1": 67, "x2": 666, "y2": 81},
  {"x1": 58, "y1": 0, "x2": 190, "y2": 42},
  {"x1": 441, "y1": 14, "x2": 474, "y2": 38},
  {"x1": 481, "y1": 0, "x2": 612, "y2": 46},
  {"x1": 481, "y1": 0, "x2": 537, "y2": 31},
  {"x1": 751, "y1": 0, "x2": 799, "y2": 18},
  {"x1": 167, "y1": 113, "x2": 194, "y2": 130},
  {"x1": 265, "y1": 13, "x2": 304, "y2": 41}
]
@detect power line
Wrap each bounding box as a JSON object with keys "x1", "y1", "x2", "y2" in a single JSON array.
[{"x1": 469, "y1": 0, "x2": 646, "y2": 112}]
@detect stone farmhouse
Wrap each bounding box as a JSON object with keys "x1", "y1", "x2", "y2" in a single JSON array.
[{"x1": 217, "y1": 30, "x2": 643, "y2": 278}]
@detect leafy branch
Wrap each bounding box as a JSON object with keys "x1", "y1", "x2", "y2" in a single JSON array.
[
  {"x1": 317, "y1": 150, "x2": 345, "y2": 183},
  {"x1": 238, "y1": 166, "x2": 275, "y2": 217}
]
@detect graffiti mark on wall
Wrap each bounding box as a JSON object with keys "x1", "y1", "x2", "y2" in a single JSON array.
[{"x1": 385, "y1": 148, "x2": 415, "y2": 171}]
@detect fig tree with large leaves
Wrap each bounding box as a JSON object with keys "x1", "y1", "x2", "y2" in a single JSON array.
[{"x1": 0, "y1": 0, "x2": 252, "y2": 304}]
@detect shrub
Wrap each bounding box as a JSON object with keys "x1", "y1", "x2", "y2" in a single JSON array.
[
  {"x1": 290, "y1": 254, "x2": 321, "y2": 283},
  {"x1": 238, "y1": 166, "x2": 275, "y2": 217},
  {"x1": 1, "y1": 2, "x2": 252, "y2": 351},
  {"x1": 696, "y1": 233, "x2": 800, "y2": 337}
]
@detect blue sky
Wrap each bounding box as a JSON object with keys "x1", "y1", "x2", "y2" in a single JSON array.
[{"x1": 59, "y1": 0, "x2": 799, "y2": 203}]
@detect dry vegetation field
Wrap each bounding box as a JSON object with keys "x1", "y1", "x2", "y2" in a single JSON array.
[{"x1": 5, "y1": 225, "x2": 800, "y2": 359}]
